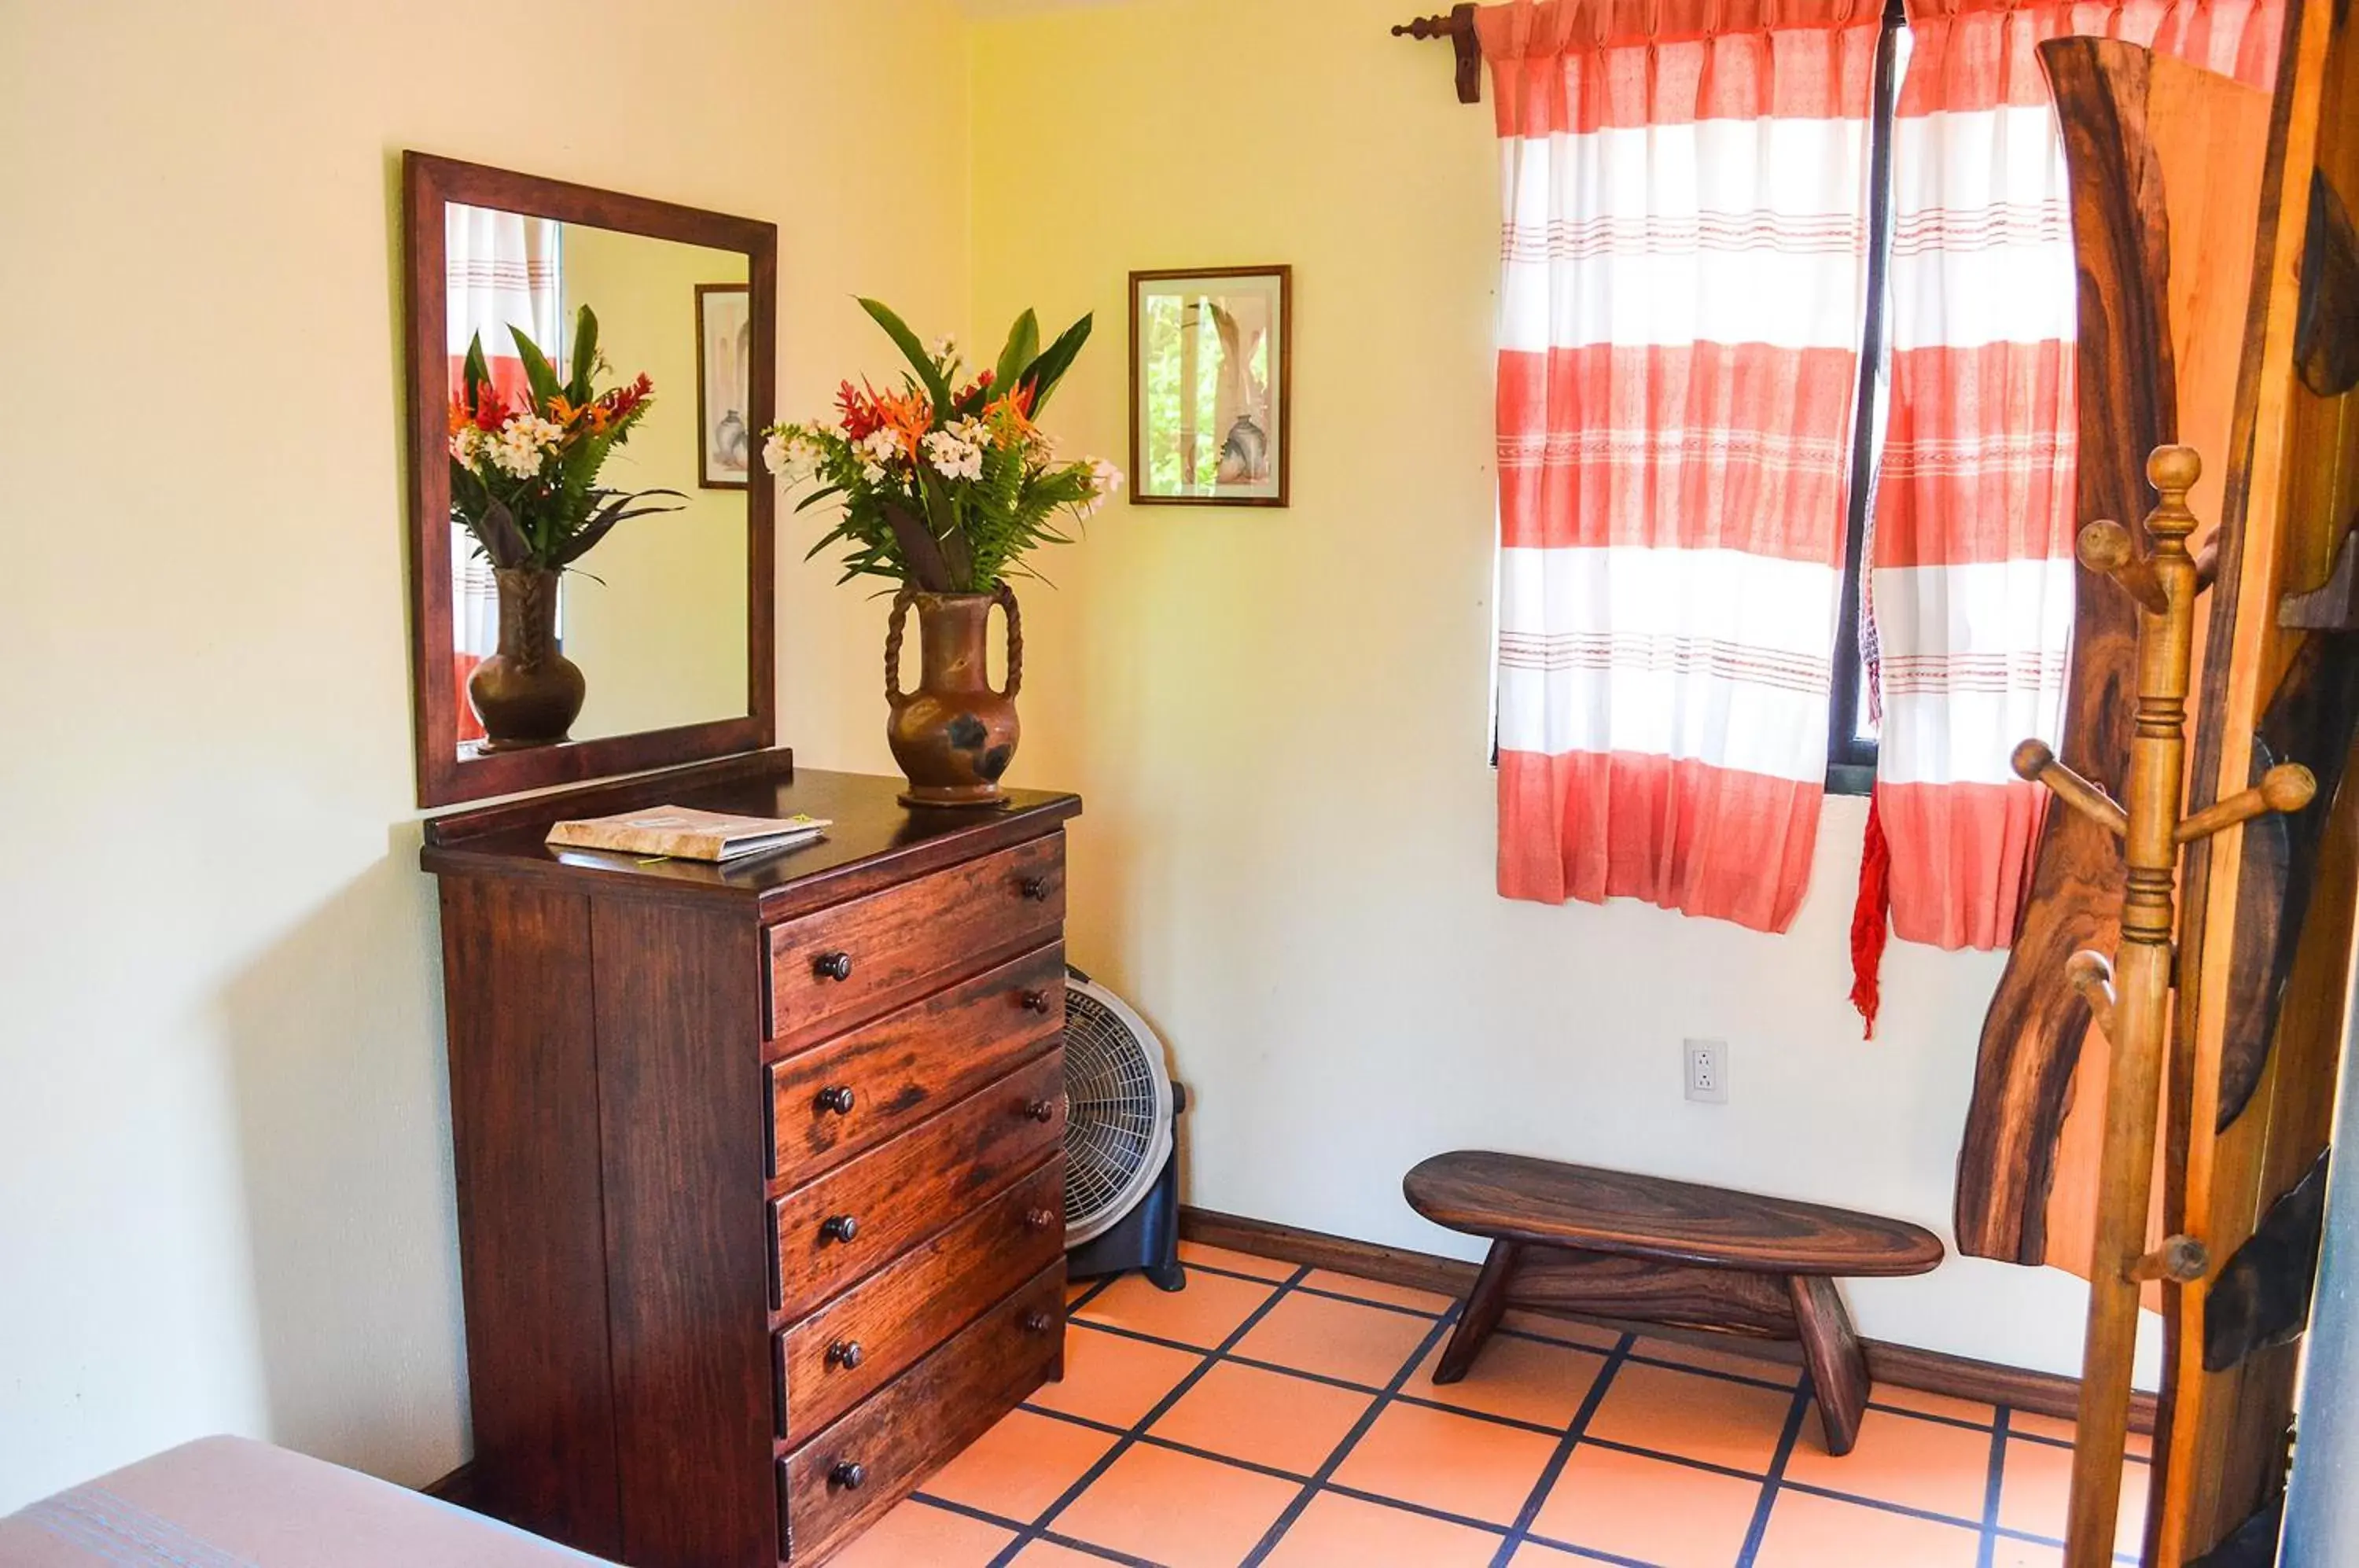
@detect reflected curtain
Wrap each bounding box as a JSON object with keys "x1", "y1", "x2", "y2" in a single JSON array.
[
  {"x1": 1479, "y1": 0, "x2": 1885, "y2": 931},
  {"x1": 1851, "y1": 0, "x2": 2284, "y2": 1021},
  {"x1": 445, "y1": 203, "x2": 561, "y2": 743}
]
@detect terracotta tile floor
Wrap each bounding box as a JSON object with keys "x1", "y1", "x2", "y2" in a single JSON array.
[{"x1": 836, "y1": 1241, "x2": 2145, "y2": 1567}]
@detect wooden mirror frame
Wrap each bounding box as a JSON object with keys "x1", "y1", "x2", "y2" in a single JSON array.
[{"x1": 403, "y1": 151, "x2": 777, "y2": 807}]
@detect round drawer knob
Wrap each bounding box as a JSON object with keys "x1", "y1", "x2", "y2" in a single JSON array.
[
  {"x1": 1021, "y1": 989, "x2": 1054, "y2": 1014},
  {"x1": 829, "y1": 1459, "x2": 866, "y2": 1491},
  {"x1": 826, "y1": 1339, "x2": 865, "y2": 1370},
  {"x1": 815, "y1": 1086, "x2": 856, "y2": 1116},
  {"x1": 1025, "y1": 1099, "x2": 1057, "y2": 1124},
  {"x1": 1025, "y1": 1207, "x2": 1058, "y2": 1233},
  {"x1": 1022, "y1": 1310, "x2": 1055, "y2": 1334},
  {"x1": 1019, "y1": 877, "x2": 1051, "y2": 903},
  {"x1": 813, "y1": 951, "x2": 854, "y2": 983},
  {"x1": 820, "y1": 1213, "x2": 859, "y2": 1244}
]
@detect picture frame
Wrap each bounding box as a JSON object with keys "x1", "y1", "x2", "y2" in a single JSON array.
[
  {"x1": 695, "y1": 281, "x2": 752, "y2": 489},
  {"x1": 1128, "y1": 266, "x2": 1290, "y2": 507}
]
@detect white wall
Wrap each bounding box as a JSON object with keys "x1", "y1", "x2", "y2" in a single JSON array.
[
  {"x1": 0, "y1": 0, "x2": 970, "y2": 1512},
  {"x1": 959, "y1": 0, "x2": 2149, "y2": 1386}
]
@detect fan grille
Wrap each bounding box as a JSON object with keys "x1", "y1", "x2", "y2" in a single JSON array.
[{"x1": 1062, "y1": 985, "x2": 1165, "y2": 1231}]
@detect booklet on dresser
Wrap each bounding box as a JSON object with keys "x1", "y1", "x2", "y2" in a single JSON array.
[{"x1": 544, "y1": 806, "x2": 831, "y2": 863}]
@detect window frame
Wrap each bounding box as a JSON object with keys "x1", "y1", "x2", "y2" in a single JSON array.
[{"x1": 1825, "y1": 0, "x2": 1908, "y2": 797}]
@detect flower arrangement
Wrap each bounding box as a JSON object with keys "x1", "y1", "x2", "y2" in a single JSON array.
[
  {"x1": 448, "y1": 304, "x2": 684, "y2": 572},
  {"x1": 762, "y1": 300, "x2": 1120, "y2": 594}
]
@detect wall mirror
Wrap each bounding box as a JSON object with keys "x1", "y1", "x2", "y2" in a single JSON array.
[{"x1": 403, "y1": 152, "x2": 776, "y2": 806}]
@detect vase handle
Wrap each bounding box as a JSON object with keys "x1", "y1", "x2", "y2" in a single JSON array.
[
  {"x1": 994, "y1": 583, "x2": 1022, "y2": 700},
  {"x1": 884, "y1": 588, "x2": 916, "y2": 709}
]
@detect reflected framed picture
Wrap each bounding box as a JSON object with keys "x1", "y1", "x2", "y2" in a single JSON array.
[
  {"x1": 1129, "y1": 266, "x2": 1290, "y2": 507},
  {"x1": 695, "y1": 282, "x2": 752, "y2": 488}
]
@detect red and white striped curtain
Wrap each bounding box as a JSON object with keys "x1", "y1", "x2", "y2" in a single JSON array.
[
  {"x1": 1480, "y1": 0, "x2": 1886, "y2": 932},
  {"x1": 446, "y1": 203, "x2": 561, "y2": 744},
  {"x1": 1852, "y1": 0, "x2": 2283, "y2": 1020}
]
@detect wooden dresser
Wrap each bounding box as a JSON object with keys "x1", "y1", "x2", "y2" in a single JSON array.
[{"x1": 421, "y1": 751, "x2": 1080, "y2": 1567}]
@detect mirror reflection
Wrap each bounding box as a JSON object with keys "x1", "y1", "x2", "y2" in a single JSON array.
[{"x1": 444, "y1": 202, "x2": 750, "y2": 757}]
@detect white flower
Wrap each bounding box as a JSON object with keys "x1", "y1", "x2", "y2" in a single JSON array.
[
  {"x1": 448, "y1": 426, "x2": 484, "y2": 466},
  {"x1": 763, "y1": 427, "x2": 819, "y2": 484},
  {"x1": 860, "y1": 428, "x2": 903, "y2": 466},
  {"x1": 922, "y1": 426, "x2": 983, "y2": 482},
  {"x1": 929, "y1": 334, "x2": 957, "y2": 364},
  {"x1": 1076, "y1": 457, "x2": 1124, "y2": 517},
  {"x1": 861, "y1": 461, "x2": 889, "y2": 487},
  {"x1": 760, "y1": 430, "x2": 789, "y2": 477}
]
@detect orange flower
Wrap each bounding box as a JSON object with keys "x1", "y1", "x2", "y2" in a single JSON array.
[{"x1": 876, "y1": 386, "x2": 933, "y2": 462}]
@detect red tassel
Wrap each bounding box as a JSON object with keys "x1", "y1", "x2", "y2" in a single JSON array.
[{"x1": 1850, "y1": 790, "x2": 1892, "y2": 1040}]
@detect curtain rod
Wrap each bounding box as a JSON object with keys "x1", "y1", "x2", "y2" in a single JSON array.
[{"x1": 1391, "y1": 3, "x2": 1482, "y2": 104}]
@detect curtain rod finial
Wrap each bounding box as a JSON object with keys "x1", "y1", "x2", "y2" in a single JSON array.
[{"x1": 1392, "y1": 4, "x2": 1483, "y2": 105}]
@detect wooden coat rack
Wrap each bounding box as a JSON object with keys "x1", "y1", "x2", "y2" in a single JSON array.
[{"x1": 2014, "y1": 447, "x2": 2315, "y2": 1568}]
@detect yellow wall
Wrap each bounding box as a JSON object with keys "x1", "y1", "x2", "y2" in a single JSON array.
[
  {"x1": 962, "y1": 0, "x2": 2149, "y2": 1385},
  {"x1": 0, "y1": 0, "x2": 968, "y2": 1510},
  {"x1": 558, "y1": 225, "x2": 748, "y2": 742}
]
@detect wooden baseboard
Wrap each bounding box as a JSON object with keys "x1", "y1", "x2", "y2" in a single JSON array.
[
  {"x1": 1179, "y1": 1205, "x2": 2155, "y2": 1436},
  {"x1": 421, "y1": 1460, "x2": 478, "y2": 1509}
]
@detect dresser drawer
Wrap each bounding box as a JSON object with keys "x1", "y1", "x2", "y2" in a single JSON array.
[
  {"x1": 765, "y1": 835, "x2": 1065, "y2": 1043},
  {"x1": 771, "y1": 1050, "x2": 1066, "y2": 1317},
  {"x1": 769, "y1": 943, "x2": 1065, "y2": 1184},
  {"x1": 779, "y1": 1261, "x2": 1064, "y2": 1563},
  {"x1": 778, "y1": 1155, "x2": 1064, "y2": 1441}
]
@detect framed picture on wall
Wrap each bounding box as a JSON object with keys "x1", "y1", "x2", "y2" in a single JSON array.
[
  {"x1": 1129, "y1": 266, "x2": 1290, "y2": 506},
  {"x1": 695, "y1": 282, "x2": 751, "y2": 489}
]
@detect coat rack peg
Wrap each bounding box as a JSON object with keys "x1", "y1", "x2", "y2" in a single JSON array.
[
  {"x1": 2078, "y1": 519, "x2": 2170, "y2": 613},
  {"x1": 2013, "y1": 739, "x2": 2129, "y2": 837},
  {"x1": 2065, "y1": 950, "x2": 2118, "y2": 1039},
  {"x1": 2128, "y1": 1234, "x2": 2213, "y2": 1284},
  {"x1": 2173, "y1": 763, "x2": 2318, "y2": 844},
  {"x1": 1392, "y1": 3, "x2": 1482, "y2": 105}
]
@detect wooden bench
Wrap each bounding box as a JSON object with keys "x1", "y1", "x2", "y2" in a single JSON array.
[{"x1": 1403, "y1": 1151, "x2": 1945, "y2": 1455}]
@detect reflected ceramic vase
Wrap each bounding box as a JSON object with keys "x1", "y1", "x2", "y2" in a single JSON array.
[
  {"x1": 469, "y1": 567, "x2": 585, "y2": 752},
  {"x1": 885, "y1": 588, "x2": 1021, "y2": 808}
]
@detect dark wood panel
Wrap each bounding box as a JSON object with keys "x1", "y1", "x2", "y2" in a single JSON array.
[
  {"x1": 772, "y1": 1051, "x2": 1067, "y2": 1319},
  {"x1": 439, "y1": 876, "x2": 622, "y2": 1558},
  {"x1": 1404, "y1": 1153, "x2": 1944, "y2": 1276},
  {"x1": 780, "y1": 1263, "x2": 1065, "y2": 1563},
  {"x1": 1507, "y1": 1247, "x2": 1801, "y2": 1337},
  {"x1": 590, "y1": 898, "x2": 775, "y2": 1568},
  {"x1": 781, "y1": 1157, "x2": 1065, "y2": 1441},
  {"x1": 1178, "y1": 1206, "x2": 2157, "y2": 1433},
  {"x1": 1956, "y1": 36, "x2": 2181, "y2": 1268},
  {"x1": 768, "y1": 944, "x2": 1064, "y2": 1182},
  {"x1": 765, "y1": 837, "x2": 1065, "y2": 1044},
  {"x1": 423, "y1": 764, "x2": 1082, "y2": 926}
]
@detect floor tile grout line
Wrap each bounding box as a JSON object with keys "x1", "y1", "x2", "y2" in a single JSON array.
[
  {"x1": 1030, "y1": 1336, "x2": 2047, "y2": 1539},
  {"x1": 1515, "y1": 1527, "x2": 1673, "y2": 1568},
  {"x1": 1733, "y1": 1375, "x2": 1815, "y2": 1568},
  {"x1": 1235, "y1": 1305, "x2": 1466, "y2": 1566},
  {"x1": 1976, "y1": 1404, "x2": 2011, "y2": 1568},
  {"x1": 1071, "y1": 1309, "x2": 1803, "y2": 1408},
  {"x1": 905, "y1": 1493, "x2": 1161, "y2": 1567},
  {"x1": 980, "y1": 1263, "x2": 1316, "y2": 1568},
  {"x1": 1486, "y1": 1331, "x2": 1640, "y2": 1568}
]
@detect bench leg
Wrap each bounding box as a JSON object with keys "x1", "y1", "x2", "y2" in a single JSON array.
[
  {"x1": 1790, "y1": 1275, "x2": 1870, "y2": 1456},
  {"x1": 1433, "y1": 1240, "x2": 1521, "y2": 1384}
]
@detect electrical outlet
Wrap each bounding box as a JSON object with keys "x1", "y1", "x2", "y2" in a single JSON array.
[{"x1": 1684, "y1": 1039, "x2": 1728, "y2": 1104}]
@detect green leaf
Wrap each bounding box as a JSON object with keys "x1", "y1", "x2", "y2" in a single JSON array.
[
  {"x1": 461, "y1": 334, "x2": 493, "y2": 407},
  {"x1": 991, "y1": 310, "x2": 1040, "y2": 406},
  {"x1": 509, "y1": 323, "x2": 565, "y2": 412},
  {"x1": 1018, "y1": 312, "x2": 1093, "y2": 414},
  {"x1": 567, "y1": 304, "x2": 599, "y2": 403},
  {"x1": 857, "y1": 297, "x2": 955, "y2": 412}
]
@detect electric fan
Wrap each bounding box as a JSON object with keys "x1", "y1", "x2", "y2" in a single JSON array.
[{"x1": 1062, "y1": 966, "x2": 1187, "y2": 1291}]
